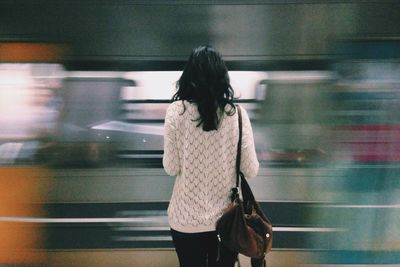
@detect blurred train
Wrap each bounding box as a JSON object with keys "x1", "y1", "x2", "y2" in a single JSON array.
[
  {"x1": 1, "y1": 0, "x2": 400, "y2": 266},
  {"x1": 2, "y1": 64, "x2": 400, "y2": 266}
]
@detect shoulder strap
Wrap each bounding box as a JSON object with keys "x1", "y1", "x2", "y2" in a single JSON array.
[
  {"x1": 235, "y1": 106, "x2": 257, "y2": 204},
  {"x1": 236, "y1": 105, "x2": 242, "y2": 188}
]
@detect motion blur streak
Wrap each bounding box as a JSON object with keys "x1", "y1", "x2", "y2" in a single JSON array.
[
  {"x1": 0, "y1": 42, "x2": 65, "y2": 62},
  {"x1": 305, "y1": 54, "x2": 400, "y2": 265},
  {"x1": 0, "y1": 43, "x2": 62, "y2": 265},
  {"x1": 1, "y1": 1, "x2": 400, "y2": 264},
  {"x1": 1, "y1": 66, "x2": 400, "y2": 266},
  {"x1": 0, "y1": 167, "x2": 52, "y2": 265}
]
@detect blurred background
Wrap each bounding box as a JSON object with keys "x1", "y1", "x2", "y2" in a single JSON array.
[{"x1": 0, "y1": 0, "x2": 399, "y2": 266}]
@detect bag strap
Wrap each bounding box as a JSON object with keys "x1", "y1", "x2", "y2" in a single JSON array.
[{"x1": 235, "y1": 105, "x2": 243, "y2": 188}]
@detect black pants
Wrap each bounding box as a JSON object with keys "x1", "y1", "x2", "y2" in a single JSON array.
[{"x1": 171, "y1": 228, "x2": 238, "y2": 267}]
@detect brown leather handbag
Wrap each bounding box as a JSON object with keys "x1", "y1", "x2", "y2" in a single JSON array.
[{"x1": 216, "y1": 106, "x2": 273, "y2": 266}]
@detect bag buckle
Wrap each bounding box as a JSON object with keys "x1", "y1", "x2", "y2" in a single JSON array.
[{"x1": 230, "y1": 187, "x2": 239, "y2": 201}]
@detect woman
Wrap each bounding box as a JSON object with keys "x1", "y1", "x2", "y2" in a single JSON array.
[{"x1": 163, "y1": 45, "x2": 259, "y2": 267}]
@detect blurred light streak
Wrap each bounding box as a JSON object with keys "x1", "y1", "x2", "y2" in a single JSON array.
[
  {"x1": 0, "y1": 216, "x2": 346, "y2": 233},
  {"x1": 318, "y1": 204, "x2": 400, "y2": 209},
  {"x1": 91, "y1": 121, "x2": 164, "y2": 135},
  {"x1": 267, "y1": 71, "x2": 332, "y2": 82},
  {"x1": 122, "y1": 71, "x2": 267, "y2": 100}
]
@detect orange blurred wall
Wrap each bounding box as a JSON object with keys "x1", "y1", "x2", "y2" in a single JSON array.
[{"x1": 0, "y1": 167, "x2": 52, "y2": 264}]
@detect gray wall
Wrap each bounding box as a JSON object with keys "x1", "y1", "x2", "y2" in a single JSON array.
[{"x1": 1, "y1": 0, "x2": 400, "y2": 67}]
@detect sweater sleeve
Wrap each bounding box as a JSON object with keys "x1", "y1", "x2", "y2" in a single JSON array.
[
  {"x1": 163, "y1": 103, "x2": 181, "y2": 176},
  {"x1": 240, "y1": 107, "x2": 259, "y2": 178}
]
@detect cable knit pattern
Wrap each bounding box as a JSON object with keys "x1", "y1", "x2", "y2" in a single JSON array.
[{"x1": 163, "y1": 100, "x2": 259, "y2": 233}]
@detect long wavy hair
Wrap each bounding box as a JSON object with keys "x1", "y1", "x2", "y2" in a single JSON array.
[{"x1": 173, "y1": 45, "x2": 236, "y2": 131}]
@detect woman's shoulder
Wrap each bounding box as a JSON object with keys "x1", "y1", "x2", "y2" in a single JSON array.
[
  {"x1": 166, "y1": 100, "x2": 183, "y2": 113},
  {"x1": 235, "y1": 104, "x2": 249, "y2": 117},
  {"x1": 167, "y1": 100, "x2": 195, "y2": 114}
]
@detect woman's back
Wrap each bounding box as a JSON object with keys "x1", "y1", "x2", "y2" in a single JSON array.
[{"x1": 163, "y1": 100, "x2": 258, "y2": 233}]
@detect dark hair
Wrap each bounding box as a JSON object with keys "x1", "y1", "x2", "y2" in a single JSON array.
[{"x1": 173, "y1": 45, "x2": 236, "y2": 131}]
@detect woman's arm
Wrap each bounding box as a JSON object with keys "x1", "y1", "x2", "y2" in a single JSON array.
[
  {"x1": 163, "y1": 103, "x2": 181, "y2": 176},
  {"x1": 239, "y1": 107, "x2": 259, "y2": 178}
]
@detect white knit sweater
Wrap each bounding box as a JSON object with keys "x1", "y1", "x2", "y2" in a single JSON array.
[{"x1": 163, "y1": 100, "x2": 259, "y2": 233}]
